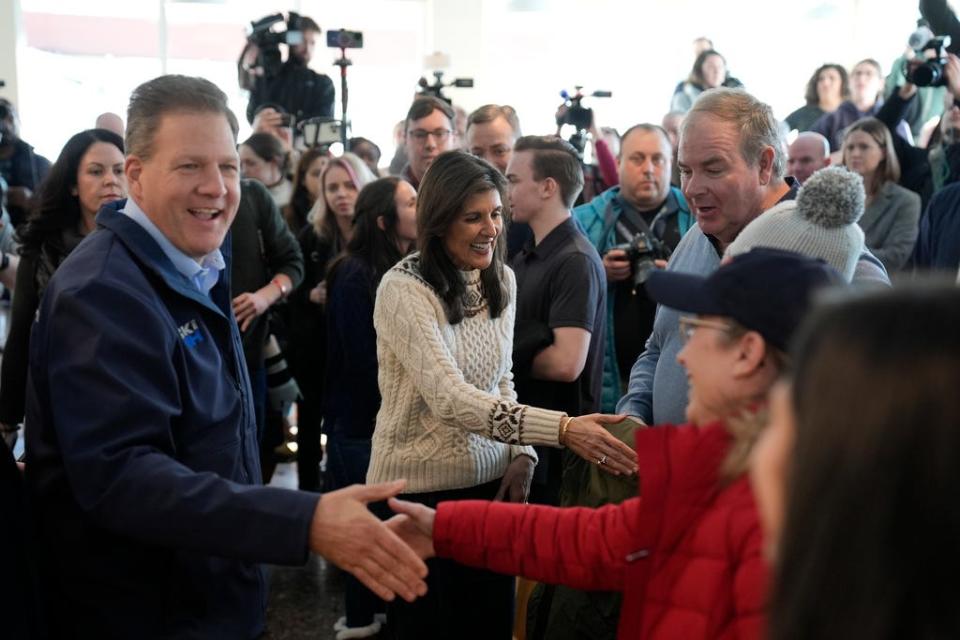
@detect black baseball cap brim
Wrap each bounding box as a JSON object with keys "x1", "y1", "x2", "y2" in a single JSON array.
[{"x1": 644, "y1": 248, "x2": 844, "y2": 351}]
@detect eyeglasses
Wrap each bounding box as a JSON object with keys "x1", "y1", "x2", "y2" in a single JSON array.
[
  {"x1": 678, "y1": 315, "x2": 734, "y2": 343},
  {"x1": 407, "y1": 128, "x2": 452, "y2": 144}
]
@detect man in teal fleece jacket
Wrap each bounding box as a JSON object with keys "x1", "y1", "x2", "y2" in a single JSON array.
[{"x1": 573, "y1": 124, "x2": 693, "y2": 412}]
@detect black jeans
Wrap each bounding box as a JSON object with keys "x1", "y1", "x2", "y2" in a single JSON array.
[
  {"x1": 387, "y1": 478, "x2": 514, "y2": 640},
  {"x1": 326, "y1": 433, "x2": 386, "y2": 628}
]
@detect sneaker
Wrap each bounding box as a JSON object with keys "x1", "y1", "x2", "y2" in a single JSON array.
[{"x1": 335, "y1": 620, "x2": 382, "y2": 639}]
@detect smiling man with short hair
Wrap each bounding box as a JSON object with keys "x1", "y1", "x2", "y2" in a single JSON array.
[{"x1": 25, "y1": 74, "x2": 426, "y2": 639}]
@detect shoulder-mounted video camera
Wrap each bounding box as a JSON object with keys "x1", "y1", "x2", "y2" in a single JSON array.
[{"x1": 247, "y1": 12, "x2": 307, "y2": 77}]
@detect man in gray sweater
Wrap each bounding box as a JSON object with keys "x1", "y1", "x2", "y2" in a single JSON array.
[{"x1": 617, "y1": 89, "x2": 889, "y2": 425}]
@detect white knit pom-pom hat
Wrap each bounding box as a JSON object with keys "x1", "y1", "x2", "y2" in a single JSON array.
[{"x1": 726, "y1": 166, "x2": 866, "y2": 281}]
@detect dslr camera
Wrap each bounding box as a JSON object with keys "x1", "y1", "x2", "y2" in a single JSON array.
[
  {"x1": 611, "y1": 231, "x2": 670, "y2": 291},
  {"x1": 904, "y1": 35, "x2": 952, "y2": 87}
]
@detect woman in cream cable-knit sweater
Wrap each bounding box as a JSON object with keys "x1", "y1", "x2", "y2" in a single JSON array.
[{"x1": 369, "y1": 151, "x2": 635, "y2": 639}]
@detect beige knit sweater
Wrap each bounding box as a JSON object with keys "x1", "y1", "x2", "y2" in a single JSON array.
[{"x1": 367, "y1": 253, "x2": 565, "y2": 493}]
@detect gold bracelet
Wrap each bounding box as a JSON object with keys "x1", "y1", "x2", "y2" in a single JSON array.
[{"x1": 559, "y1": 415, "x2": 572, "y2": 444}]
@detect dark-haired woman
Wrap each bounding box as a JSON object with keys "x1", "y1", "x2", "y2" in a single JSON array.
[
  {"x1": 323, "y1": 176, "x2": 417, "y2": 639},
  {"x1": 239, "y1": 132, "x2": 292, "y2": 208},
  {"x1": 284, "y1": 146, "x2": 330, "y2": 233},
  {"x1": 369, "y1": 150, "x2": 636, "y2": 638},
  {"x1": 0, "y1": 128, "x2": 125, "y2": 435},
  {"x1": 785, "y1": 63, "x2": 849, "y2": 133},
  {"x1": 753, "y1": 284, "x2": 960, "y2": 639},
  {"x1": 670, "y1": 49, "x2": 740, "y2": 113}
]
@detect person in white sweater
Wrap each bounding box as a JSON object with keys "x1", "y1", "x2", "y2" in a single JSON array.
[{"x1": 369, "y1": 150, "x2": 634, "y2": 638}]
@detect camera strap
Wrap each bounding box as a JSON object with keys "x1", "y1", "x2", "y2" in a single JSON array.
[{"x1": 615, "y1": 200, "x2": 667, "y2": 244}]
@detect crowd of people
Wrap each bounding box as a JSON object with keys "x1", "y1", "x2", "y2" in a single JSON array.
[{"x1": 2, "y1": 9, "x2": 960, "y2": 640}]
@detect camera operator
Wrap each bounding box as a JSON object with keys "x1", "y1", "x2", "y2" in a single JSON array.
[
  {"x1": 240, "y1": 14, "x2": 335, "y2": 125},
  {"x1": 554, "y1": 99, "x2": 618, "y2": 205},
  {"x1": 877, "y1": 48, "x2": 960, "y2": 207},
  {"x1": 572, "y1": 124, "x2": 693, "y2": 413},
  {"x1": 0, "y1": 98, "x2": 51, "y2": 226}
]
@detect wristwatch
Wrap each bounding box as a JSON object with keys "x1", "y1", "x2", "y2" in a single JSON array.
[
  {"x1": 0, "y1": 252, "x2": 10, "y2": 272},
  {"x1": 271, "y1": 277, "x2": 290, "y2": 299}
]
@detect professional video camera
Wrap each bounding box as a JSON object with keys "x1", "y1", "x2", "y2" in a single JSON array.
[
  {"x1": 417, "y1": 53, "x2": 473, "y2": 104},
  {"x1": 904, "y1": 35, "x2": 952, "y2": 87},
  {"x1": 611, "y1": 231, "x2": 671, "y2": 291},
  {"x1": 417, "y1": 71, "x2": 474, "y2": 104},
  {"x1": 247, "y1": 12, "x2": 307, "y2": 78},
  {"x1": 556, "y1": 87, "x2": 611, "y2": 156}
]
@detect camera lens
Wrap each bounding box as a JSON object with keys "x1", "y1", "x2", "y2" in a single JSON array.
[{"x1": 912, "y1": 61, "x2": 942, "y2": 87}]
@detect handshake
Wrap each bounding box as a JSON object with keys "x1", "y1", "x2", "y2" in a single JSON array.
[
  {"x1": 314, "y1": 413, "x2": 640, "y2": 602},
  {"x1": 309, "y1": 478, "x2": 438, "y2": 604}
]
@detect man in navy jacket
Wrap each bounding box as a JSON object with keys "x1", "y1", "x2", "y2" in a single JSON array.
[{"x1": 24, "y1": 75, "x2": 426, "y2": 639}]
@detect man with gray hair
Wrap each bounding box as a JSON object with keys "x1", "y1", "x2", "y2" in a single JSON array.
[
  {"x1": 787, "y1": 131, "x2": 831, "y2": 184},
  {"x1": 25, "y1": 74, "x2": 427, "y2": 638},
  {"x1": 618, "y1": 88, "x2": 888, "y2": 425}
]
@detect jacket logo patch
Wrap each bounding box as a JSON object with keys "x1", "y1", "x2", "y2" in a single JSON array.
[{"x1": 178, "y1": 319, "x2": 204, "y2": 348}]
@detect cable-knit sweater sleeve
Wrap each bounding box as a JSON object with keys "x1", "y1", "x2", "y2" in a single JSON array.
[
  {"x1": 500, "y1": 269, "x2": 539, "y2": 463},
  {"x1": 373, "y1": 266, "x2": 563, "y2": 448}
]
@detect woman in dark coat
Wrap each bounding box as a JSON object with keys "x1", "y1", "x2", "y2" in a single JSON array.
[{"x1": 0, "y1": 128, "x2": 125, "y2": 436}]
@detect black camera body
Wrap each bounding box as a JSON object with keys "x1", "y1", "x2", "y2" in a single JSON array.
[
  {"x1": 417, "y1": 71, "x2": 473, "y2": 105},
  {"x1": 612, "y1": 231, "x2": 670, "y2": 291},
  {"x1": 248, "y1": 12, "x2": 306, "y2": 77},
  {"x1": 556, "y1": 87, "x2": 611, "y2": 156},
  {"x1": 906, "y1": 35, "x2": 953, "y2": 87}
]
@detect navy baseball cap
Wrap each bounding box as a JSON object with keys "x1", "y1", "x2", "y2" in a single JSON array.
[{"x1": 644, "y1": 248, "x2": 844, "y2": 351}]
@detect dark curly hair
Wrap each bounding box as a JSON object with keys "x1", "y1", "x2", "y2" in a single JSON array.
[{"x1": 804, "y1": 63, "x2": 850, "y2": 107}]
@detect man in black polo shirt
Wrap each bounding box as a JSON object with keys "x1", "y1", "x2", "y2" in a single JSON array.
[{"x1": 506, "y1": 135, "x2": 606, "y2": 506}]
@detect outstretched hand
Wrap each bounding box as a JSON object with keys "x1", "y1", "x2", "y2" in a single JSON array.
[
  {"x1": 387, "y1": 498, "x2": 437, "y2": 560},
  {"x1": 309, "y1": 480, "x2": 428, "y2": 603},
  {"x1": 563, "y1": 414, "x2": 638, "y2": 476}
]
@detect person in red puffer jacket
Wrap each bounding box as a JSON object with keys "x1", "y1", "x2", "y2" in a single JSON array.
[{"x1": 387, "y1": 249, "x2": 845, "y2": 640}]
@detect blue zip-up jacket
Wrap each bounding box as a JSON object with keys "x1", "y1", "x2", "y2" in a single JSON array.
[
  {"x1": 24, "y1": 201, "x2": 320, "y2": 639},
  {"x1": 573, "y1": 186, "x2": 694, "y2": 412}
]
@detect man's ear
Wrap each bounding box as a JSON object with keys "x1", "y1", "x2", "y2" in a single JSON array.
[
  {"x1": 757, "y1": 146, "x2": 775, "y2": 185},
  {"x1": 540, "y1": 176, "x2": 559, "y2": 201},
  {"x1": 125, "y1": 156, "x2": 143, "y2": 200},
  {"x1": 730, "y1": 331, "x2": 768, "y2": 378}
]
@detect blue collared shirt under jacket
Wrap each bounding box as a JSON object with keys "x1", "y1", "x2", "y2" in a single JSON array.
[
  {"x1": 24, "y1": 200, "x2": 319, "y2": 639},
  {"x1": 121, "y1": 196, "x2": 225, "y2": 296}
]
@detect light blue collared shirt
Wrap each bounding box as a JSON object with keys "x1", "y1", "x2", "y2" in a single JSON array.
[{"x1": 121, "y1": 198, "x2": 225, "y2": 297}]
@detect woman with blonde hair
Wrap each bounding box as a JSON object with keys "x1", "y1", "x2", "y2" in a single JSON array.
[
  {"x1": 841, "y1": 117, "x2": 921, "y2": 271},
  {"x1": 287, "y1": 152, "x2": 376, "y2": 490}
]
